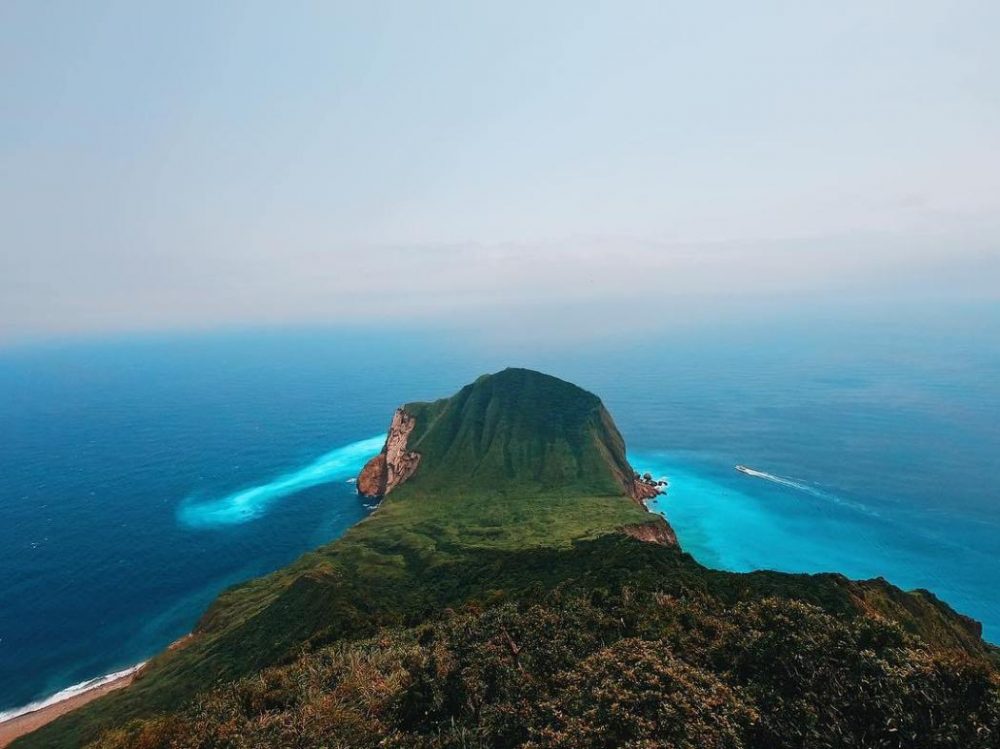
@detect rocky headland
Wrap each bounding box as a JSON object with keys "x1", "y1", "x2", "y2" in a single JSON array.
[{"x1": 356, "y1": 408, "x2": 421, "y2": 498}]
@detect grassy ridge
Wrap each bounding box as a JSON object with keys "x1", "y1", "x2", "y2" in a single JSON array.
[
  {"x1": 89, "y1": 575, "x2": 1000, "y2": 749},
  {"x1": 15, "y1": 369, "x2": 998, "y2": 748},
  {"x1": 30, "y1": 534, "x2": 1000, "y2": 748}
]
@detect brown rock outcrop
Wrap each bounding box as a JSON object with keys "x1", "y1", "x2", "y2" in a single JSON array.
[
  {"x1": 629, "y1": 477, "x2": 661, "y2": 504},
  {"x1": 357, "y1": 408, "x2": 421, "y2": 499},
  {"x1": 620, "y1": 517, "x2": 678, "y2": 546},
  {"x1": 357, "y1": 453, "x2": 387, "y2": 498},
  {"x1": 619, "y1": 468, "x2": 675, "y2": 545}
]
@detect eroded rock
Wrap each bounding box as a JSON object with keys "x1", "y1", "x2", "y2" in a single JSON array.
[
  {"x1": 620, "y1": 517, "x2": 678, "y2": 546},
  {"x1": 357, "y1": 408, "x2": 421, "y2": 499}
]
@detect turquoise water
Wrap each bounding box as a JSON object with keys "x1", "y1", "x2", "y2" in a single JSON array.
[
  {"x1": 1, "y1": 319, "x2": 998, "y2": 715},
  {"x1": 632, "y1": 452, "x2": 998, "y2": 631},
  {"x1": 177, "y1": 435, "x2": 387, "y2": 529}
]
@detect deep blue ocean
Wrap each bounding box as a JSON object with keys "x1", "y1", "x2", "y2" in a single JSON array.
[{"x1": 2, "y1": 318, "x2": 999, "y2": 715}]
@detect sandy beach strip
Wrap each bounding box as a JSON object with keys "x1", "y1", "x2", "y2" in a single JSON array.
[{"x1": 0, "y1": 670, "x2": 138, "y2": 748}]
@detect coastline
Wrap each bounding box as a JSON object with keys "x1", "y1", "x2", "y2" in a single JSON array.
[{"x1": 0, "y1": 665, "x2": 142, "y2": 748}]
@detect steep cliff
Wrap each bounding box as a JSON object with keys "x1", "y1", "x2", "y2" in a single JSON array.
[
  {"x1": 355, "y1": 453, "x2": 386, "y2": 498},
  {"x1": 356, "y1": 408, "x2": 421, "y2": 498},
  {"x1": 620, "y1": 516, "x2": 677, "y2": 545},
  {"x1": 629, "y1": 475, "x2": 662, "y2": 504}
]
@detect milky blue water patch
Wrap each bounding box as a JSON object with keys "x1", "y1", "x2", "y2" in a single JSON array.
[
  {"x1": 178, "y1": 435, "x2": 386, "y2": 529},
  {"x1": 630, "y1": 450, "x2": 1000, "y2": 643},
  {"x1": 632, "y1": 452, "x2": 872, "y2": 572}
]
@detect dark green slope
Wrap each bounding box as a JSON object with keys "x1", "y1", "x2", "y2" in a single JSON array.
[
  {"x1": 15, "y1": 369, "x2": 998, "y2": 749},
  {"x1": 400, "y1": 368, "x2": 635, "y2": 496}
]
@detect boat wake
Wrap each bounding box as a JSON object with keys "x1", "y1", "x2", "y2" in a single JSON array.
[
  {"x1": 177, "y1": 434, "x2": 386, "y2": 529},
  {"x1": 735, "y1": 465, "x2": 819, "y2": 493},
  {"x1": 735, "y1": 465, "x2": 877, "y2": 516},
  {"x1": 0, "y1": 663, "x2": 145, "y2": 724}
]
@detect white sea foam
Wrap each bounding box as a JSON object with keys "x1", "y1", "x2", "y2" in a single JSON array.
[
  {"x1": 177, "y1": 434, "x2": 386, "y2": 529},
  {"x1": 0, "y1": 663, "x2": 145, "y2": 724},
  {"x1": 738, "y1": 466, "x2": 814, "y2": 492},
  {"x1": 737, "y1": 466, "x2": 877, "y2": 516}
]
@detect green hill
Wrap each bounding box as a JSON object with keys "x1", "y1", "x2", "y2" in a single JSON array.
[
  {"x1": 400, "y1": 367, "x2": 637, "y2": 497},
  {"x1": 15, "y1": 369, "x2": 999, "y2": 748}
]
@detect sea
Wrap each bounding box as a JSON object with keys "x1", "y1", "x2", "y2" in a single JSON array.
[{"x1": 2, "y1": 315, "x2": 999, "y2": 717}]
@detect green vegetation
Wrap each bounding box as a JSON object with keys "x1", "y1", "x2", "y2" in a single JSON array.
[
  {"x1": 88, "y1": 586, "x2": 1000, "y2": 749},
  {"x1": 15, "y1": 369, "x2": 999, "y2": 748},
  {"x1": 401, "y1": 368, "x2": 637, "y2": 497}
]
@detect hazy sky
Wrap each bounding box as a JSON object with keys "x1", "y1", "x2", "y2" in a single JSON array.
[{"x1": 2, "y1": 1, "x2": 998, "y2": 342}]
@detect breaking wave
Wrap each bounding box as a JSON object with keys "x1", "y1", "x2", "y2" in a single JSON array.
[{"x1": 0, "y1": 663, "x2": 145, "y2": 724}]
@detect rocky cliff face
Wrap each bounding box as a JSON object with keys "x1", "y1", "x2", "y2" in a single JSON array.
[
  {"x1": 620, "y1": 517, "x2": 678, "y2": 546},
  {"x1": 629, "y1": 476, "x2": 662, "y2": 504},
  {"x1": 357, "y1": 408, "x2": 421, "y2": 499},
  {"x1": 356, "y1": 454, "x2": 387, "y2": 498}
]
